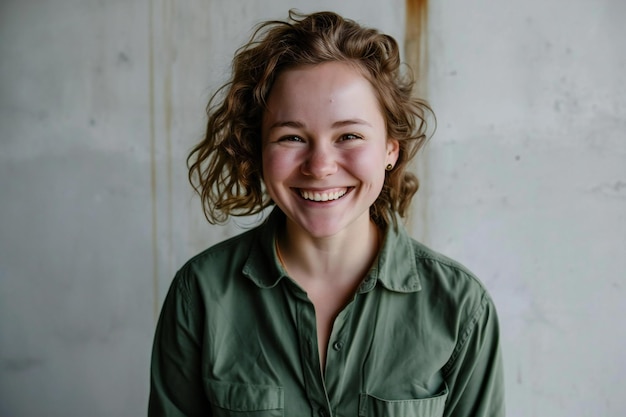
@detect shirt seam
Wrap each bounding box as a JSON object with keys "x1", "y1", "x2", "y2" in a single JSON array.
[
  {"x1": 174, "y1": 271, "x2": 193, "y2": 309},
  {"x1": 441, "y1": 291, "x2": 489, "y2": 376},
  {"x1": 415, "y1": 253, "x2": 481, "y2": 285}
]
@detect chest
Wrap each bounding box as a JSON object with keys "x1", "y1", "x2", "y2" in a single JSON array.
[
  {"x1": 306, "y1": 283, "x2": 358, "y2": 371},
  {"x1": 200, "y1": 284, "x2": 454, "y2": 416}
]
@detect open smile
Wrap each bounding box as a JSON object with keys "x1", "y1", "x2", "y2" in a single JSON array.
[{"x1": 297, "y1": 187, "x2": 352, "y2": 202}]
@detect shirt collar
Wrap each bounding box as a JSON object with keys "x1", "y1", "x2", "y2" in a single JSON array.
[
  {"x1": 359, "y1": 215, "x2": 421, "y2": 293},
  {"x1": 241, "y1": 208, "x2": 287, "y2": 289},
  {"x1": 242, "y1": 207, "x2": 421, "y2": 293}
]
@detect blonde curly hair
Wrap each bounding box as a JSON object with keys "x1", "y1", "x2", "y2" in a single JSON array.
[{"x1": 188, "y1": 10, "x2": 433, "y2": 227}]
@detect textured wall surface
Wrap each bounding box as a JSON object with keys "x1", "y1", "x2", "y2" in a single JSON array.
[
  {"x1": 0, "y1": 0, "x2": 624, "y2": 416},
  {"x1": 419, "y1": 1, "x2": 626, "y2": 416}
]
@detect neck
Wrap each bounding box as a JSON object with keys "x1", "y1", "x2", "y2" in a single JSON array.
[{"x1": 277, "y1": 218, "x2": 381, "y2": 286}]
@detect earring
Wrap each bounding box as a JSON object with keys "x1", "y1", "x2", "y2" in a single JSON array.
[{"x1": 385, "y1": 164, "x2": 393, "y2": 171}]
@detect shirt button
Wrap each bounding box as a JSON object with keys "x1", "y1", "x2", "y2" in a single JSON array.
[{"x1": 332, "y1": 341, "x2": 343, "y2": 351}]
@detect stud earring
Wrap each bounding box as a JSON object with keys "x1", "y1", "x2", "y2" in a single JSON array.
[{"x1": 385, "y1": 164, "x2": 394, "y2": 171}]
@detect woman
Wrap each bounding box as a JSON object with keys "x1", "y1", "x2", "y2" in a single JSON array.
[{"x1": 149, "y1": 10, "x2": 505, "y2": 417}]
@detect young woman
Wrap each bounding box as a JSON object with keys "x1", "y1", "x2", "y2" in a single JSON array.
[{"x1": 149, "y1": 10, "x2": 505, "y2": 417}]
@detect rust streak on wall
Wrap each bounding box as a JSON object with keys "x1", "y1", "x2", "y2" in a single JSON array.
[
  {"x1": 148, "y1": 0, "x2": 160, "y2": 321},
  {"x1": 405, "y1": 0, "x2": 429, "y2": 97},
  {"x1": 405, "y1": 0, "x2": 430, "y2": 240}
]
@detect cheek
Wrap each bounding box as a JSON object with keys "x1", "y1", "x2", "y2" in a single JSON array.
[
  {"x1": 262, "y1": 149, "x2": 298, "y2": 183},
  {"x1": 345, "y1": 145, "x2": 388, "y2": 178}
]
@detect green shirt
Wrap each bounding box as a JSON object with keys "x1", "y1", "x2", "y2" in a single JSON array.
[{"x1": 149, "y1": 209, "x2": 505, "y2": 417}]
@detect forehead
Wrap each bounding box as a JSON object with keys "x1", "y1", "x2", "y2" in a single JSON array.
[
  {"x1": 264, "y1": 61, "x2": 384, "y2": 121},
  {"x1": 270, "y1": 61, "x2": 373, "y2": 93}
]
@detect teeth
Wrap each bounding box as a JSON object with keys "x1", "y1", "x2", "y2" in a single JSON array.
[{"x1": 300, "y1": 189, "x2": 347, "y2": 202}]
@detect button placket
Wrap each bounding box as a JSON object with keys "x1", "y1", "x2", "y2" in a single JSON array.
[
  {"x1": 296, "y1": 299, "x2": 329, "y2": 413},
  {"x1": 323, "y1": 301, "x2": 355, "y2": 411}
]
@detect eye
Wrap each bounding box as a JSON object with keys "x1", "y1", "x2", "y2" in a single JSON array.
[
  {"x1": 339, "y1": 133, "x2": 362, "y2": 141},
  {"x1": 278, "y1": 135, "x2": 304, "y2": 143}
]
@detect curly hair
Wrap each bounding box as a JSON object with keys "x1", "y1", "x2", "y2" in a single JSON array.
[{"x1": 188, "y1": 10, "x2": 433, "y2": 227}]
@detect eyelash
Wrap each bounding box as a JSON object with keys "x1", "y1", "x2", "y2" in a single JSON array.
[
  {"x1": 278, "y1": 134, "x2": 362, "y2": 143},
  {"x1": 340, "y1": 133, "x2": 362, "y2": 141},
  {"x1": 279, "y1": 135, "x2": 304, "y2": 142}
]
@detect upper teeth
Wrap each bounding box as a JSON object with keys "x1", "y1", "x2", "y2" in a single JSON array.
[{"x1": 301, "y1": 189, "x2": 347, "y2": 202}]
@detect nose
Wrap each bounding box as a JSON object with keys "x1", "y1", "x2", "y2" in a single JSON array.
[{"x1": 301, "y1": 144, "x2": 337, "y2": 178}]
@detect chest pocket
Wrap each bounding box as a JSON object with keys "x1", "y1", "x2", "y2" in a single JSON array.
[
  {"x1": 358, "y1": 384, "x2": 448, "y2": 417},
  {"x1": 203, "y1": 379, "x2": 284, "y2": 417}
]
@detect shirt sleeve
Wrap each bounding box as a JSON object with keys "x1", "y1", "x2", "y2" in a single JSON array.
[
  {"x1": 442, "y1": 292, "x2": 506, "y2": 417},
  {"x1": 148, "y1": 271, "x2": 211, "y2": 417}
]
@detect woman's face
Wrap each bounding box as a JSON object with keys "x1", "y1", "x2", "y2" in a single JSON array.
[{"x1": 261, "y1": 61, "x2": 399, "y2": 240}]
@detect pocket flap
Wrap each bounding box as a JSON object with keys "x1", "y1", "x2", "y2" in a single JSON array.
[
  {"x1": 204, "y1": 379, "x2": 284, "y2": 411},
  {"x1": 359, "y1": 383, "x2": 448, "y2": 416}
]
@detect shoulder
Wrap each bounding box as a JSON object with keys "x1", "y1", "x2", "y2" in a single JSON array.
[
  {"x1": 411, "y1": 239, "x2": 485, "y2": 290},
  {"x1": 407, "y1": 236, "x2": 496, "y2": 321},
  {"x1": 379, "y1": 223, "x2": 492, "y2": 305},
  {"x1": 407, "y1": 238, "x2": 501, "y2": 363},
  {"x1": 171, "y1": 225, "x2": 263, "y2": 296},
  {"x1": 184, "y1": 227, "x2": 258, "y2": 271}
]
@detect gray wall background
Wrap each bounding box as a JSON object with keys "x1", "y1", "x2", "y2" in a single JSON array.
[{"x1": 0, "y1": 0, "x2": 624, "y2": 416}]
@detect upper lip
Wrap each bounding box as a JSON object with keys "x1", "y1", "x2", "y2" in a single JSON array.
[{"x1": 295, "y1": 187, "x2": 349, "y2": 192}]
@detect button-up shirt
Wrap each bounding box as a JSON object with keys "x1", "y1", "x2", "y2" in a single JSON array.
[{"x1": 149, "y1": 209, "x2": 505, "y2": 416}]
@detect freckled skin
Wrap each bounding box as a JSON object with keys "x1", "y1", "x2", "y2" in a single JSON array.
[{"x1": 261, "y1": 61, "x2": 399, "y2": 241}]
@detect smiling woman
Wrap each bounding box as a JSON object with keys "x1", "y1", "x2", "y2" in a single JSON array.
[
  {"x1": 149, "y1": 10, "x2": 505, "y2": 417},
  {"x1": 261, "y1": 61, "x2": 397, "y2": 242}
]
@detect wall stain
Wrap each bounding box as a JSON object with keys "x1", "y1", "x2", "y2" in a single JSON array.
[
  {"x1": 149, "y1": 0, "x2": 177, "y2": 322},
  {"x1": 588, "y1": 180, "x2": 626, "y2": 198},
  {"x1": 164, "y1": 0, "x2": 175, "y2": 303},
  {"x1": 117, "y1": 51, "x2": 130, "y2": 66},
  {"x1": 149, "y1": 0, "x2": 159, "y2": 321},
  {"x1": 405, "y1": 0, "x2": 430, "y2": 241},
  {"x1": 2, "y1": 357, "x2": 44, "y2": 373},
  {"x1": 405, "y1": 0, "x2": 429, "y2": 96}
]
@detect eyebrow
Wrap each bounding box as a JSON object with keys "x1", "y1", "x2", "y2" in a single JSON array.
[
  {"x1": 267, "y1": 120, "x2": 305, "y2": 131},
  {"x1": 332, "y1": 118, "x2": 373, "y2": 128},
  {"x1": 267, "y1": 118, "x2": 373, "y2": 131}
]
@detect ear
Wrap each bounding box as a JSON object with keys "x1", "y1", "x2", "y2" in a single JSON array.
[{"x1": 385, "y1": 138, "x2": 400, "y2": 166}]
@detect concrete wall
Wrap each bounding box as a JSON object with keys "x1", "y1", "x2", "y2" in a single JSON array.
[
  {"x1": 418, "y1": 1, "x2": 626, "y2": 416},
  {"x1": 0, "y1": 0, "x2": 623, "y2": 416}
]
